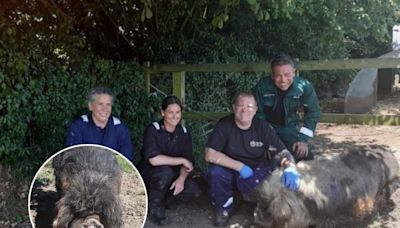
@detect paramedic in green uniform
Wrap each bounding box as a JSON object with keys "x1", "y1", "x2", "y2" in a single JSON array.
[{"x1": 253, "y1": 54, "x2": 320, "y2": 162}]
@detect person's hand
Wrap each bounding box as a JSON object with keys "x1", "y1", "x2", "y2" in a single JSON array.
[
  {"x1": 281, "y1": 166, "x2": 300, "y2": 191},
  {"x1": 181, "y1": 158, "x2": 193, "y2": 172},
  {"x1": 170, "y1": 177, "x2": 185, "y2": 195},
  {"x1": 293, "y1": 142, "x2": 308, "y2": 159},
  {"x1": 239, "y1": 164, "x2": 253, "y2": 179}
]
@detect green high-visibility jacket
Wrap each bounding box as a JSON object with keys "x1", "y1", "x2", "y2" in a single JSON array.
[{"x1": 253, "y1": 76, "x2": 320, "y2": 147}]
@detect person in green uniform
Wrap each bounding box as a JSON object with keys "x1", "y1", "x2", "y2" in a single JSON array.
[{"x1": 253, "y1": 54, "x2": 320, "y2": 162}]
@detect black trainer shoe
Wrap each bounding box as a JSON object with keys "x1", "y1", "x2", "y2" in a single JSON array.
[{"x1": 214, "y1": 210, "x2": 230, "y2": 227}]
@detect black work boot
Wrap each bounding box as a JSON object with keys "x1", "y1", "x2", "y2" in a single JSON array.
[
  {"x1": 146, "y1": 167, "x2": 174, "y2": 226},
  {"x1": 165, "y1": 194, "x2": 179, "y2": 211},
  {"x1": 149, "y1": 205, "x2": 170, "y2": 226},
  {"x1": 148, "y1": 189, "x2": 170, "y2": 226}
]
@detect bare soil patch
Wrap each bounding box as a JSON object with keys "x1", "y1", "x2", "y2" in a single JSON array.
[
  {"x1": 142, "y1": 123, "x2": 400, "y2": 228},
  {"x1": 143, "y1": 88, "x2": 400, "y2": 228},
  {"x1": 29, "y1": 165, "x2": 147, "y2": 228},
  {"x1": 2, "y1": 88, "x2": 400, "y2": 228}
]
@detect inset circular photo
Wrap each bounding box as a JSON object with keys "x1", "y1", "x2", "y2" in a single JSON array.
[{"x1": 28, "y1": 144, "x2": 147, "y2": 228}]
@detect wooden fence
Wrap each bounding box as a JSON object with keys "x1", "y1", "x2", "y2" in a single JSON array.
[{"x1": 144, "y1": 58, "x2": 400, "y2": 126}]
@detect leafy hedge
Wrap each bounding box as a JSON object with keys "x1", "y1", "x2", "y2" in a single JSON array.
[
  {"x1": 0, "y1": 51, "x2": 160, "y2": 174},
  {"x1": 1, "y1": 0, "x2": 397, "y2": 175}
]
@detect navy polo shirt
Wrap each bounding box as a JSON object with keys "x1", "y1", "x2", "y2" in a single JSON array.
[
  {"x1": 65, "y1": 114, "x2": 134, "y2": 161},
  {"x1": 206, "y1": 114, "x2": 286, "y2": 167},
  {"x1": 141, "y1": 121, "x2": 194, "y2": 164}
]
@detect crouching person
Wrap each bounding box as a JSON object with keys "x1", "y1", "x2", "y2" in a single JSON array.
[
  {"x1": 138, "y1": 95, "x2": 201, "y2": 226},
  {"x1": 205, "y1": 91, "x2": 300, "y2": 227}
]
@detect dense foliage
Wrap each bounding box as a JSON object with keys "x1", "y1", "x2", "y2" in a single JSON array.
[
  {"x1": 0, "y1": 0, "x2": 399, "y2": 170},
  {"x1": 0, "y1": 48, "x2": 160, "y2": 168},
  {"x1": 1, "y1": 0, "x2": 399, "y2": 223}
]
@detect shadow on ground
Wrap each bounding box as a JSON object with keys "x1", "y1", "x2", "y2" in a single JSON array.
[{"x1": 29, "y1": 180, "x2": 58, "y2": 228}]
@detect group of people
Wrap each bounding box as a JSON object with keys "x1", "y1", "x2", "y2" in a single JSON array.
[{"x1": 65, "y1": 54, "x2": 320, "y2": 227}]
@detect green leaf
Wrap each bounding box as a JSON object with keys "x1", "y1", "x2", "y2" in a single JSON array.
[
  {"x1": 263, "y1": 10, "x2": 270, "y2": 21},
  {"x1": 218, "y1": 20, "x2": 223, "y2": 29},
  {"x1": 212, "y1": 16, "x2": 224, "y2": 29},
  {"x1": 140, "y1": 10, "x2": 145, "y2": 22},
  {"x1": 256, "y1": 10, "x2": 263, "y2": 21},
  {"x1": 246, "y1": 0, "x2": 257, "y2": 5},
  {"x1": 145, "y1": 7, "x2": 153, "y2": 19},
  {"x1": 223, "y1": 14, "x2": 229, "y2": 22},
  {"x1": 250, "y1": 3, "x2": 260, "y2": 14}
]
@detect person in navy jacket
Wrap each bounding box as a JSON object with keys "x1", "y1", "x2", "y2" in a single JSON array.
[{"x1": 65, "y1": 87, "x2": 134, "y2": 161}]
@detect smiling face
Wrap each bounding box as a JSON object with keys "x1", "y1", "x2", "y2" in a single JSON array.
[
  {"x1": 162, "y1": 103, "x2": 182, "y2": 132},
  {"x1": 272, "y1": 64, "x2": 296, "y2": 91},
  {"x1": 88, "y1": 94, "x2": 112, "y2": 128},
  {"x1": 233, "y1": 95, "x2": 257, "y2": 129}
]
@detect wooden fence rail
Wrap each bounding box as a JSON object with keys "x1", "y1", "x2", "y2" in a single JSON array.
[
  {"x1": 145, "y1": 58, "x2": 400, "y2": 73},
  {"x1": 145, "y1": 58, "x2": 400, "y2": 125}
]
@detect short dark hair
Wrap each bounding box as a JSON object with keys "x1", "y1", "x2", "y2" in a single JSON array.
[
  {"x1": 87, "y1": 87, "x2": 114, "y2": 104},
  {"x1": 161, "y1": 95, "x2": 183, "y2": 111},
  {"x1": 233, "y1": 91, "x2": 256, "y2": 106},
  {"x1": 270, "y1": 54, "x2": 295, "y2": 69}
]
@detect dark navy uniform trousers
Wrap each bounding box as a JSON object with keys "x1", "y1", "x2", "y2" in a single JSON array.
[{"x1": 206, "y1": 161, "x2": 273, "y2": 213}]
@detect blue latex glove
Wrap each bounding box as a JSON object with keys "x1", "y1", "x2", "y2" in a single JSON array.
[
  {"x1": 239, "y1": 164, "x2": 254, "y2": 179},
  {"x1": 281, "y1": 166, "x2": 300, "y2": 191}
]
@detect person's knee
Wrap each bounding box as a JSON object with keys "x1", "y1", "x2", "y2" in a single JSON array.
[
  {"x1": 183, "y1": 179, "x2": 202, "y2": 199},
  {"x1": 207, "y1": 165, "x2": 234, "y2": 194},
  {"x1": 149, "y1": 166, "x2": 174, "y2": 190},
  {"x1": 207, "y1": 165, "x2": 229, "y2": 179}
]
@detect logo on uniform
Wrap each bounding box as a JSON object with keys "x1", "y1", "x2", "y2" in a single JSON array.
[{"x1": 250, "y1": 140, "x2": 264, "y2": 147}]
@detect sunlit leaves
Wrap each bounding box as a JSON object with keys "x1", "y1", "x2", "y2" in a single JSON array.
[
  {"x1": 250, "y1": 1, "x2": 260, "y2": 13},
  {"x1": 140, "y1": 0, "x2": 153, "y2": 21},
  {"x1": 1, "y1": 0, "x2": 399, "y2": 168},
  {"x1": 211, "y1": 13, "x2": 228, "y2": 28}
]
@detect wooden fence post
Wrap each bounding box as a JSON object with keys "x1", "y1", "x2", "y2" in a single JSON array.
[
  {"x1": 172, "y1": 70, "x2": 186, "y2": 104},
  {"x1": 172, "y1": 67, "x2": 186, "y2": 125}
]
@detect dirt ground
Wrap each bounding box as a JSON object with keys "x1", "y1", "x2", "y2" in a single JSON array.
[
  {"x1": 29, "y1": 163, "x2": 147, "y2": 228},
  {"x1": 143, "y1": 90, "x2": 400, "y2": 228},
  {"x1": 3, "y1": 90, "x2": 400, "y2": 228},
  {"x1": 142, "y1": 123, "x2": 400, "y2": 228}
]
